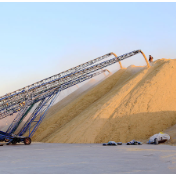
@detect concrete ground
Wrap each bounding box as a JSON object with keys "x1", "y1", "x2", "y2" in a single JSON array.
[{"x1": 0, "y1": 142, "x2": 176, "y2": 174}]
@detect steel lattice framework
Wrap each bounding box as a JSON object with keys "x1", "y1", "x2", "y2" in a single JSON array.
[
  {"x1": 0, "y1": 49, "x2": 149, "y2": 144},
  {"x1": 0, "y1": 50, "x2": 145, "y2": 119}
]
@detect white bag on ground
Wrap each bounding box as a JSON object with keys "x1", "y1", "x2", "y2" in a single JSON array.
[{"x1": 148, "y1": 132, "x2": 170, "y2": 144}]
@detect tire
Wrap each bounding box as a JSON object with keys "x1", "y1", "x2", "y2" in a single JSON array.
[
  {"x1": 5, "y1": 138, "x2": 9, "y2": 142},
  {"x1": 11, "y1": 140, "x2": 17, "y2": 145},
  {"x1": 24, "y1": 137, "x2": 31, "y2": 145},
  {"x1": 154, "y1": 138, "x2": 158, "y2": 145}
]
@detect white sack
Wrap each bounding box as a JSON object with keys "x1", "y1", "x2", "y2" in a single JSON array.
[{"x1": 148, "y1": 132, "x2": 170, "y2": 144}]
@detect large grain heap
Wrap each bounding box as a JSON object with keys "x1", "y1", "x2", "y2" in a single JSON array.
[{"x1": 32, "y1": 58, "x2": 176, "y2": 144}]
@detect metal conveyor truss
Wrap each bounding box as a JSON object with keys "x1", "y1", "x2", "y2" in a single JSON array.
[{"x1": 0, "y1": 49, "x2": 149, "y2": 145}]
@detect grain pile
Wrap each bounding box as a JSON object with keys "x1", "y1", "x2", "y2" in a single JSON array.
[{"x1": 32, "y1": 58, "x2": 176, "y2": 144}]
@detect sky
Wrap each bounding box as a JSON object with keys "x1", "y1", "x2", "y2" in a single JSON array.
[{"x1": 0, "y1": 2, "x2": 176, "y2": 96}]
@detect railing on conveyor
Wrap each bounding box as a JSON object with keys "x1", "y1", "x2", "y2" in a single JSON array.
[
  {"x1": 0, "y1": 49, "x2": 150, "y2": 143},
  {"x1": 0, "y1": 49, "x2": 149, "y2": 120}
]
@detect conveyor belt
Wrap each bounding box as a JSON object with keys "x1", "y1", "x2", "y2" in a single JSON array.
[
  {"x1": 0, "y1": 49, "x2": 149, "y2": 144},
  {"x1": 0, "y1": 50, "x2": 142, "y2": 119}
]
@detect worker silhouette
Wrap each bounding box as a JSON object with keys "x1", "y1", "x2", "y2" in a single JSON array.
[{"x1": 149, "y1": 55, "x2": 153, "y2": 62}]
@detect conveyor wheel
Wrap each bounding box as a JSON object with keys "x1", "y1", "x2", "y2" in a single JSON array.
[
  {"x1": 11, "y1": 139, "x2": 17, "y2": 145},
  {"x1": 5, "y1": 138, "x2": 9, "y2": 142},
  {"x1": 24, "y1": 137, "x2": 31, "y2": 145}
]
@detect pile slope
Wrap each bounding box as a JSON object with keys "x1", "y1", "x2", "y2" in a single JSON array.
[
  {"x1": 32, "y1": 59, "x2": 176, "y2": 144},
  {"x1": 44, "y1": 74, "x2": 111, "y2": 120}
]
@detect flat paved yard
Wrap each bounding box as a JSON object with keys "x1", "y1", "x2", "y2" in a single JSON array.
[{"x1": 0, "y1": 143, "x2": 176, "y2": 174}]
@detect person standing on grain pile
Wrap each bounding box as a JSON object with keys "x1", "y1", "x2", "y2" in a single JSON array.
[{"x1": 149, "y1": 55, "x2": 153, "y2": 62}]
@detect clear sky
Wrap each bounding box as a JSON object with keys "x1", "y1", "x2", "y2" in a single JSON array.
[{"x1": 0, "y1": 2, "x2": 176, "y2": 96}]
